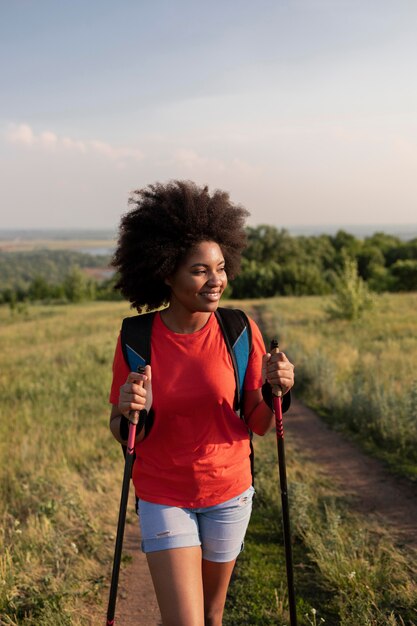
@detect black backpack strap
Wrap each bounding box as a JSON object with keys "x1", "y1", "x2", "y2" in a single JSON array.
[
  {"x1": 120, "y1": 311, "x2": 156, "y2": 372},
  {"x1": 215, "y1": 307, "x2": 252, "y2": 411},
  {"x1": 119, "y1": 312, "x2": 156, "y2": 444}
]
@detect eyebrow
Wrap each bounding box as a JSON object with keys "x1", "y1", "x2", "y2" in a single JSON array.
[{"x1": 190, "y1": 261, "x2": 225, "y2": 268}]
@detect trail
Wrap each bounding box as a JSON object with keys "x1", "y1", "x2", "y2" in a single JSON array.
[
  {"x1": 286, "y1": 399, "x2": 417, "y2": 552},
  {"x1": 104, "y1": 492, "x2": 161, "y2": 626},
  {"x1": 102, "y1": 398, "x2": 417, "y2": 624}
]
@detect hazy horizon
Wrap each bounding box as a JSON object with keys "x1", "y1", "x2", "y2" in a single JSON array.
[{"x1": 1, "y1": 222, "x2": 416, "y2": 242}]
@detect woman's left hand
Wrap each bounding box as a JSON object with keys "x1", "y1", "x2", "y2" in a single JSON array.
[{"x1": 262, "y1": 351, "x2": 295, "y2": 396}]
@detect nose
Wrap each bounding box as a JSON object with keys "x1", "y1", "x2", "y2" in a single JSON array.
[{"x1": 207, "y1": 271, "x2": 222, "y2": 286}]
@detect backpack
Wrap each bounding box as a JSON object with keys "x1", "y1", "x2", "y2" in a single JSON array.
[
  {"x1": 119, "y1": 307, "x2": 290, "y2": 481},
  {"x1": 120, "y1": 307, "x2": 254, "y2": 476}
]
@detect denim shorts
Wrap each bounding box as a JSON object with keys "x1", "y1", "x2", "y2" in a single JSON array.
[{"x1": 137, "y1": 486, "x2": 255, "y2": 563}]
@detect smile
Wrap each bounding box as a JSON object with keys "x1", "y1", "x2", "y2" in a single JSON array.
[{"x1": 199, "y1": 292, "x2": 221, "y2": 300}]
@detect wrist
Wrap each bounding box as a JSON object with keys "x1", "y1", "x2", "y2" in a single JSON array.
[{"x1": 119, "y1": 411, "x2": 148, "y2": 441}]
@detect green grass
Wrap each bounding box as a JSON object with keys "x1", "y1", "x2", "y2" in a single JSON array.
[
  {"x1": 224, "y1": 295, "x2": 417, "y2": 624},
  {"x1": 240, "y1": 294, "x2": 417, "y2": 479},
  {"x1": 1, "y1": 298, "x2": 416, "y2": 625},
  {"x1": 225, "y1": 433, "x2": 417, "y2": 625},
  {"x1": 0, "y1": 301, "x2": 131, "y2": 624}
]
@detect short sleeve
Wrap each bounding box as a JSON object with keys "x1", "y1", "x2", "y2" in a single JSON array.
[
  {"x1": 109, "y1": 334, "x2": 130, "y2": 404},
  {"x1": 243, "y1": 317, "x2": 266, "y2": 391}
]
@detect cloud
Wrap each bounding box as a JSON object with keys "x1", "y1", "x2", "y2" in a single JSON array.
[
  {"x1": 7, "y1": 123, "x2": 35, "y2": 145},
  {"x1": 89, "y1": 139, "x2": 143, "y2": 161},
  {"x1": 173, "y1": 148, "x2": 226, "y2": 173},
  {"x1": 62, "y1": 136, "x2": 87, "y2": 153},
  {"x1": 39, "y1": 131, "x2": 58, "y2": 148},
  {"x1": 5, "y1": 123, "x2": 144, "y2": 162},
  {"x1": 172, "y1": 148, "x2": 261, "y2": 179}
]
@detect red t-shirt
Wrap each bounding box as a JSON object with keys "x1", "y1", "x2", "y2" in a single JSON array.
[{"x1": 109, "y1": 311, "x2": 265, "y2": 508}]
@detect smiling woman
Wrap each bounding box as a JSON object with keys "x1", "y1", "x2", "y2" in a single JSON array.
[
  {"x1": 111, "y1": 180, "x2": 248, "y2": 313},
  {"x1": 108, "y1": 180, "x2": 295, "y2": 626},
  {"x1": 162, "y1": 241, "x2": 227, "y2": 331}
]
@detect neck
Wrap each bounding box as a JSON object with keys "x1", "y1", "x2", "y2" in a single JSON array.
[{"x1": 160, "y1": 306, "x2": 211, "y2": 334}]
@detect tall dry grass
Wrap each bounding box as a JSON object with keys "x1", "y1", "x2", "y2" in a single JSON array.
[
  {"x1": 0, "y1": 302, "x2": 131, "y2": 624},
  {"x1": 225, "y1": 432, "x2": 416, "y2": 625},
  {"x1": 242, "y1": 293, "x2": 417, "y2": 476},
  {"x1": 1, "y1": 297, "x2": 416, "y2": 624}
]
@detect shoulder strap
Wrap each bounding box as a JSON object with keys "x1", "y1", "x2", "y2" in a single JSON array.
[
  {"x1": 215, "y1": 307, "x2": 252, "y2": 411},
  {"x1": 120, "y1": 312, "x2": 156, "y2": 450},
  {"x1": 120, "y1": 311, "x2": 156, "y2": 370},
  {"x1": 216, "y1": 307, "x2": 255, "y2": 484}
]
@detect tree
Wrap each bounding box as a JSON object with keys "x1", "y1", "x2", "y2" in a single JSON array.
[
  {"x1": 63, "y1": 267, "x2": 96, "y2": 302},
  {"x1": 28, "y1": 275, "x2": 51, "y2": 301},
  {"x1": 356, "y1": 245, "x2": 385, "y2": 281},
  {"x1": 231, "y1": 260, "x2": 280, "y2": 298},
  {"x1": 389, "y1": 260, "x2": 417, "y2": 291},
  {"x1": 245, "y1": 226, "x2": 300, "y2": 264}
]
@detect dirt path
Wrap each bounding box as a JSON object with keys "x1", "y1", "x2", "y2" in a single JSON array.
[
  {"x1": 103, "y1": 398, "x2": 417, "y2": 624},
  {"x1": 104, "y1": 493, "x2": 162, "y2": 626},
  {"x1": 286, "y1": 399, "x2": 417, "y2": 552}
]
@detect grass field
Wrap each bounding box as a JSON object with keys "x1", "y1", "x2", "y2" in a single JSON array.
[
  {"x1": 0, "y1": 298, "x2": 416, "y2": 624},
  {"x1": 0, "y1": 238, "x2": 115, "y2": 253},
  {"x1": 243, "y1": 293, "x2": 417, "y2": 478},
  {"x1": 227, "y1": 295, "x2": 417, "y2": 625},
  {"x1": 225, "y1": 435, "x2": 416, "y2": 625},
  {"x1": 0, "y1": 301, "x2": 130, "y2": 624}
]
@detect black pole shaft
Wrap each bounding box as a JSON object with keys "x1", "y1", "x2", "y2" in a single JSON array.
[
  {"x1": 271, "y1": 339, "x2": 297, "y2": 626},
  {"x1": 276, "y1": 433, "x2": 297, "y2": 625},
  {"x1": 106, "y1": 446, "x2": 135, "y2": 625}
]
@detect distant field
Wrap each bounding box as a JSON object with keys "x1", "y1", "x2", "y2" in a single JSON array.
[{"x1": 0, "y1": 238, "x2": 115, "y2": 253}]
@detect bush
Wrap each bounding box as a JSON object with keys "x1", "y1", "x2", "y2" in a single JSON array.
[
  {"x1": 389, "y1": 259, "x2": 417, "y2": 292},
  {"x1": 326, "y1": 256, "x2": 373, "y2": 321}
]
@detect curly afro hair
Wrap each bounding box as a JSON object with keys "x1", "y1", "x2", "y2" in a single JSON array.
[{"x1": 112, "y1": 180, "x2": 250, "y2": 311}]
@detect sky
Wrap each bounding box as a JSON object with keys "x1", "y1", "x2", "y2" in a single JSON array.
[{"x1": 1, "y1": 0, "x2": 416, "y2": 231}]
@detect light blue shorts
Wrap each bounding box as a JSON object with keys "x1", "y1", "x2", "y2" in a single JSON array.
[{"x1": 137, "y1": 486, "x2": 255, "y2": 563}]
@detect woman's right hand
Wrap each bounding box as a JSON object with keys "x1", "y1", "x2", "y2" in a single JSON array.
[{"x1": 118, "y1": 364, "x2": 152, "y2": 424}]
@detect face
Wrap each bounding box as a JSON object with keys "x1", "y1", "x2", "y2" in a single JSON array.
[{"x1": 165, "y1": 241, "x2": 227, "y2": 314}]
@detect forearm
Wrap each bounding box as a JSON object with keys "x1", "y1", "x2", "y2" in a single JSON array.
[
  {"x1": 244, "y1": 387, "x2": 291, "y2": 436},
  {"x1": 245, "y1": 399, "x2": 275, "y2": 435},
  {"x1": 110, "y1": 414, "x2": 126, "y2": 444}
]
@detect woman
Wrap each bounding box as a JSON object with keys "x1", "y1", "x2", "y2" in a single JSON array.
[{"x1": 109, "y1": 180, "x2": 294, "y2": 626}]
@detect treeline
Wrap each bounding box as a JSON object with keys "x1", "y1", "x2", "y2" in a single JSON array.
[
  {"x1": 231, "y1": 226, "x2": 417, "y2": 298},
  {"x1": 1, "y1": 227, "x2": 416, "y2": 306},
  {"x1": 1, "y1": 267, "x2": 119, "y2": 306},
  {"x1": 0, "y1": 249, "x2": 117, "y2": 305},
  {"x1": 0, "y1": 249, "x2": 109, "y2": 289}
]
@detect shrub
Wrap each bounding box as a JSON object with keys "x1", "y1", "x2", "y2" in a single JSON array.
[
  {"x1": 389, "y1": 259, "x2": 417, "y2": 292},
  {"x1": 326, "y1": 257, "x2": 373, "y2": 321}
]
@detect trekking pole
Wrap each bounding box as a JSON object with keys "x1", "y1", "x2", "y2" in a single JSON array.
[
  {"x1": 106, "y1": 366, "x2": 144, "y2": 626},
  {"x1": 270, "y1": 340, "x2": 297, "y2": 626}
]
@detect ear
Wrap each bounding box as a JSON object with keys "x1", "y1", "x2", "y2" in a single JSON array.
[{"x1": 164, "y1": 276, "x2": 172, "y2": 287}]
